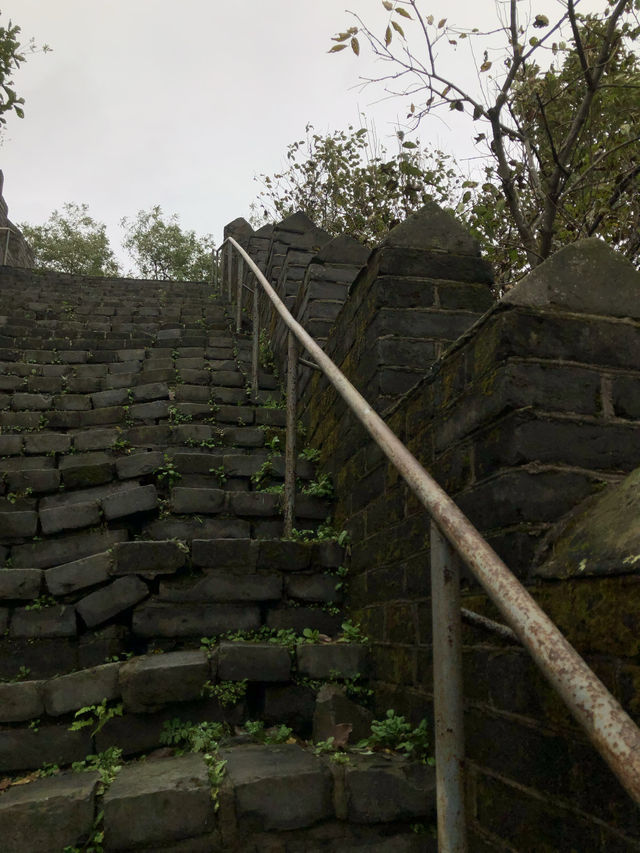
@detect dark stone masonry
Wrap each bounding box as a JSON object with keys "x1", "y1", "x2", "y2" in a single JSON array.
[{"x1": 0, "y1": 200, "x2": 639, "y2": 850}]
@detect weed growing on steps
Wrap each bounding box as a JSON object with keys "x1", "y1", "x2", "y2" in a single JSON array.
[
  {"x1": 361, "y1": 711, "x2": 433, "y2": 764},
  {"x1": 302, "y1": 473, "x2": 334, "y2": 499},
  {"x1": 201, "y1": 678, "x2": 248, "y2": 707},
  {"x1": 243, "y1": 720, "x2": 293, "y2": 744},
  {"x1": 68, "y1": 699, "x2": 123, "y2": 737},
  {"x1": 209, "y1": 465, "x2": 227, "y2": 485},
  {"x1": 72, "y1": 746, "x2": 123, "y2": 785},
  {"x1": 159, "y1": 719, "x2": 228, "y2": 809},
  {"x1": 154, "y1": 454, "x2": 181, "y2": 487},
  {"x1": 24, "y1": 594, "x2": 56, "y2": 611}
]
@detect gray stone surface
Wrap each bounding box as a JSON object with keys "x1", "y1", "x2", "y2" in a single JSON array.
[
  {"x1": 112, "y1": 540, "x2": 187, "y2": 577},
  {"x1": 119, "y1": 650, "x2": 209, "y2": 711},
  {"x1": 0, "y1": 771, "x2": 99, "y2": 853},
  {"x1": 115, "y1": 450, "x2": 164, "y2": 479},
  {"x1": 504, "y1": 238, "x2": 640, "y2": 320},
  {"x1": 159, "y1": 570, "x2": 282, "y2": 602},
  {"x1": 0, "y1": 725, "x2": 92, "y2": 773},
  {"x1": 39, "y1": 499, "x2": 101, "y2": 535},
  {"x1": 344, "y1": 756, "x2": 436, "y2": 823},
  {"x1": 258, "y1": 540, "x2": 311, "y2": 571},
  {"x1": 12, "y1": 527, "x2": 128, "y2": 569},
  {"x1": 43, "y1": 662, "x2": 120, "y2": 716},
  {"x1": 313, "y1": 684, "x2": 372, "y2": 743},
  {"x1": 10, "y1": 605, "x2": 77, "y2": 638},
  {"x1": 102, "y1": 483, "x2": 157, "y2": 519},
  {"x1": 0, "y1": 510, "x2": 38, "y2": 538},
  {"x1": 132, "y1": 601, "x2": 260, "y2": 637},
  {"x1": 171, "y1": 487, "x2": 225, "y2": 514},
  {"x1": 296, "y1": 644, "x2": 369, "y2": 679},
  {"x1": 0, "y1": 568, "x2": 42, "y2": 600},
  {"x1": 221, "y1": 743, "x2": 332, "y2": 831},
  {"x1": 0, "y1": 680, "x2": 44, "y2": 723},
  {"x1": 217, "y1": 642, "x2": 291, "y2": 682},
  {"x1": 46, "y1": 551, "x2": 112, "y2": 596},
  {"x1": 286, "y1": 573, "x2": 342, "y2": 603},
  {"x1": 104, "y1": 754, "x2": 214, "y2": 849},
  {"x1": 192, "y1": 538, "x2": 258, "y2": 569},
  {"x1": 76, "y1": 576, "x2": 149, "y2": 627},
  {"x1": 382, "y1": 201, "x2": 480, "y2": 255}
]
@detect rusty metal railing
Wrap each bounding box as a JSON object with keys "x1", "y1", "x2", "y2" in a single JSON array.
[{"x1": 218, "y1": 235, "x2": 640, "y2": 850}]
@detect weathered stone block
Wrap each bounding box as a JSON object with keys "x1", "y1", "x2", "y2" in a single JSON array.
[
  {"x1": 258, "y1": 540, "x2": 311, "y2": 571},
  {"x1": 132, "y1": 602, "x2": 260, "y2": 637},
  {"x1": 104, "y1": 754, "x2": 215, "y2": 849},
  {"x1": 217, "y1": 642, "x2": 291, "y2": 682},
  {"x1": 0, "y1": 680, "x2": 44, "y2": 723},
  {"x1": 23, "y1": 432, "x2": 71, "y2": 455},
  {"x1": 286, "y1": 573, "x2": 342, "y2": 603},
  {"x1": 171, "y1": 487, "x2": 225, "y2": 514},
  {"x1": 344, "y1": 756, "x2": 435, "y2": 823},
  {"x1": 59, "y1": 451, "x2": 114, "y2": 488},
  {"x1": 43, "y1": 662, "x2": 121, "y2": 716},
  {"x1": 313, "y1": 684, "x2": 372, "y2": 743},
  {"x1": 221, "y1": 744, "x2": 332, "y2": 831},
  {"x1": 112, "y1": 540, "x2": 187, "y2": 578},
  {"x1": 192, "y1": 538, "x2": 258, "y2": 569},
  {"x1": 0, "y1": 568, "x2": 42, "y2": 600},
  {"x1": 12, "y1": 528, "x2": 128, "y2": 569},
  {"x1": 73, "y1": 427, "x2": 119, "y2": 451},
  {"x1": 0, "y1": 510, "x2": 38, "y2": 538},
  {"x1": 0, "y1": 725, "x2": 92, "y2": 773},
  {"x1": 296, "y1": 644, "x2": 369, "y2": 679},
  {"x1": 10, "y1": 605, "x2": 77, "y2": 638},
  {"x1": 101, "y1": 483, "x2": 157, "y2": 519},
  {"x1": 267, "y1": 607, "x2": 341, "y2": 636},
  {"x1": 115, "y1": 450, "x2": 164, "y2": 479},
  {"x1": 45, "y1": 551, "x2": 112, "y2": 596},
  {"x1": 76, "y1": 576, "x2": 149, "y2": 627},
  {"x1": 119, "y1": 650, "x2": 209, "y2": 711},
  {"x1": 0, "y1": 770, "x2": 99, "y2": 853},
  {"x1": 39, "y1": 500, "x2": 101, "y2": 535},
  {"x1": 159, "y1": 570, "x2": 282, "y2": 602},
  {"x1": 231, "y1": 492, "x2": 280, "y2": 517}
]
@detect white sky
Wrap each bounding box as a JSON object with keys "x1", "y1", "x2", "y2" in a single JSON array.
[{"x1": 0, "y1": 0, "x2": 602, "y2": 268}]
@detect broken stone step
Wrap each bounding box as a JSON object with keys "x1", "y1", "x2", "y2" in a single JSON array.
[{"x1": 0, "y1": 744, "x2": 435, "y2": 852}]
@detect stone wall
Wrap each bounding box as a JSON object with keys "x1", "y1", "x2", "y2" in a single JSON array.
[
  {"x1": 0, "y1": 172, "x2": 34, "y2": 268},
  {"x1": 232, "y1": 204, "x2": 640, "y2": 849}
]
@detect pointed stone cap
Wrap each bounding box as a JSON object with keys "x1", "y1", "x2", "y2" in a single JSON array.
[
  {"x1": 274, "y1": 211, "x2": 319, "y2": 235},
  {"x1": 382, "y1": 201, "x2": 480, "y2": 256},
  {"x1": 224, "y1": 217, "x2": 253, "y2": 241},
  {"x1": 313, "y1": 235, "x2": 370, "y2": 266},
  {"x1": 535, "y1": 466, "x2": 640, "y2": 579},
  {"x1": 254, "y1": 224, "x2": 274, "y2": 237},
  {"x1": 503, "y1": 239, "x2": 640, "y2": 320}
]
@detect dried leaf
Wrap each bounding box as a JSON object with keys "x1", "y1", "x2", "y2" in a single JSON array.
[
  {"x1": 391, "y1": 20, "x2": 405, "y2": 37},
  {"x1": 396, "y1": 7, "x2": 412, "y2": 18},
  {"x1": 480, "y1": 60, "x2": 492, "y2": 72},
  {"x1": 351, "y1": 37, "x2": 360, "y2": 55},
  {"x1": 328, "y1": 44, "x2": 348, "y2": 53},
  {"x1": 437, "y1": 18, "x2": 447, "y2": 28},
  {"x1": 382, "y1": 0, "x2": 393, "y2": 8},
  {"x1": 385, "y1": 25, "x2": 392, "y2": 46},
  {"x1": 326, "y1": 723, "x2": 353, "y2": 748}
]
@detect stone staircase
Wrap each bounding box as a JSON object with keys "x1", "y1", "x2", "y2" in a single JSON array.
[{"x1": 0, "y1": 271, "x2": 434, "y2": 852}]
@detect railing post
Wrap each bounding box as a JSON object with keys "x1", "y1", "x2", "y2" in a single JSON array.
[
  {"x1": 212, "y1": 248, "x2": 218, "y2": 290},
  {"x1": 283, "y1": 330, "x2": 297, "y2": 537},
  {"x1": 236, "y1": 256, "x2": 244, "y2": 333},
  {"x1": 431, "y1": 520, "x2": 467, "y2": 853},
  {"x1": 251, "y1": 279, "x2": 260, "y2": 401},
  {"x1": 226, "y1": 242, "x2": 233, "y2": 303}
]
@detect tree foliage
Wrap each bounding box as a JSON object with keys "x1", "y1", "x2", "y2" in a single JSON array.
[
  {"x1": 120, "y1": 206, "x2": 215, "y2": 281},
  {"x1": 0, "y1": 13, "x2": 50, "y2": 133},
  {"x1": 331, "y1": 0, "x2": 640, "y2": 282},
  {"x1": 251, "y1": 123, "x2": 463, "y2": 245},
  {"x1": 20, "y1": 203, "x2": 120, "y2": 276}
]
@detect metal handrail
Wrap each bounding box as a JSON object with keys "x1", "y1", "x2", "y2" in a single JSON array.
[{"x1": 220, "y1": 234, "x2": 640, "y2": 847}]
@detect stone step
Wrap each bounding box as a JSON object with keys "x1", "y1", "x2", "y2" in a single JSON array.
[{"x1": 0, "y1": 745, "x2": 435, "y2": 853}]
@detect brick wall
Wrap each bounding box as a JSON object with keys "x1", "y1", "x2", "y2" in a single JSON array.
[{"x1": 233, "y1": 203, "x2": 640, "y2": 849}]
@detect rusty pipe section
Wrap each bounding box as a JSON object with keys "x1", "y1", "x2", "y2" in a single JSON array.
[{"x1": 223, "y1": 236, "x2": 640, "y2": 804}]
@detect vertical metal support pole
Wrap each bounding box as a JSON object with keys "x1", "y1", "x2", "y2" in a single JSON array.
[
  {"x1": 431, "y1": 520, "x2": 467, "y2": 853},
  {"x1": 236, "y1": 256, "x2": 243, "y2": 333},
  {"x1": 251, "y1": 279, "x2": 260, "y2": 401},
  {"x1": 283, "y1": 330, "x2": 297, "y2": 537},
  {"x1": 226, "y1": 242, "x2": 233, "y2": 303}
]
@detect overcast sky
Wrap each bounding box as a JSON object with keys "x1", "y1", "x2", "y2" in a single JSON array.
[{"x1": 1, "y1": 0, "x2": 601, "y2": 269}]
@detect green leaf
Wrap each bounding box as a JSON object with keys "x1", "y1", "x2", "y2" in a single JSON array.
[
  {"x1": 396, "y1": 7, "x2": 412, "y2": 18},
  {"x1": 385, "y1": 25, "x2": 392, "y2": 45},
  {"x1": 402, "y1": 141, "x2": 417, "y2": 149},
  {"x1": 391, "y1": 21, "x2": 405, "y2": 37}
]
